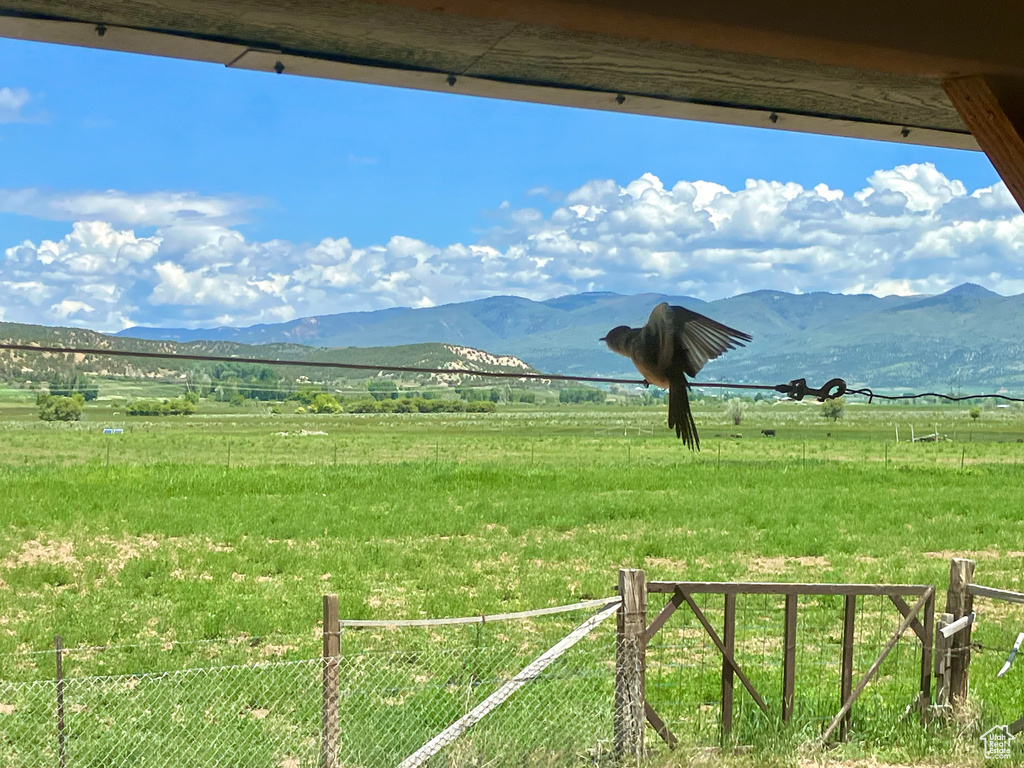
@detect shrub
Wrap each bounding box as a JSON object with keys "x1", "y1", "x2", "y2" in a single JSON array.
[
  {"x1": 466, "y1": 400, "x2": 497, "y2": 413},
  {"x1": 822, "y1": 398, "x2": 844, "y2": 422},
  {"x1": 229, "y1": 393, "x2": 246, "y2": 407},
  {"x1": 310, "y1": 393, "x2": 343, "y2": 414},
  {"x1": 127, "y1": 398, "x2": 196, "y2": 416},
  {"x1": 347, "y1": 399, "x2": 382, "y2": 413},
  {"x1": 290, "y1": 387, "x2": 324, "y2": 406},
  {"x1": 38, "y1": 394, "x2": 83, "y2": 422},
  {"x1": 728, "y1": 398, "x2": 744, "y2": 426}
]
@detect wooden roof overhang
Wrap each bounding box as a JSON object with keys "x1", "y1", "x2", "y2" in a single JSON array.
[{"x1": 2, "y1": 1, "x2": 1023, "y2": 207}]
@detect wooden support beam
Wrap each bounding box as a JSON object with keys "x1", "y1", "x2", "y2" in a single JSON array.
[
  {"x1": 721, "y1": 593, "x2": 736, "y2": 739},
  {"x1": 1010, "y1": 714, "x2": 1024, "y2": 736},
  {"x1": 944, "y1": 558, "x2": 975, "y2": 708},
  {"x1": 888, "y1": 595, "x2": 927, "y2": 643},
  {"x1": 644, "y1": 701, "x2": 678, "y2": 749},
  {"x1": 615, "y1": 569, "x2": 646, "y2": 760},
  {"x1": 648, "y1": 581, "x2": 933, "y2": 597},
  {"x1": 945, "y1": 76, "x2": 1024, "y2": 212},
  {"x1": 969, "y1": 583, "x2": 1024, "y2": 606},
  {"x1": 678, "y1": 590, "x2": 768, "y2": 714},
  {"x1": 839, "y1": 595, "x2": 856, "y2": 741},
  {"x1": 782, "y1": 594, "x2": 797, "y2": 722},
  {"x1": 645, "y1": 590, "x2": 683, "y2": 644}
]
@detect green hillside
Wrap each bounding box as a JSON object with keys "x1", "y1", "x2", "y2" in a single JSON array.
[
  {"x1": 115, "y1": 284, "x2": 1024, "y2": 393},
  {"x1": 0, "y1": 322, "x2": 539, "y2": 396}
]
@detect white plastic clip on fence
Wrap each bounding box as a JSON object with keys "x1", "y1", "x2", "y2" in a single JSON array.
[
  {"x1": 939, "y1": 611, "x2": 975, "y2": 638},
  {"x1": 998, "y1": 632, "x2": 1024, "y2": 678}
]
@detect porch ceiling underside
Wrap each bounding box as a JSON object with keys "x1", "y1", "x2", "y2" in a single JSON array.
[{"x1": 4, "y1": 1, "x2": 1024, "y2": 149}]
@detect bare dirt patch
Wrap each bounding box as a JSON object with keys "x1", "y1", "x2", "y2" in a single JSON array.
[
  {"x1": 922, "y1": 549, "x2": 1000, "y2": 560},
  {"x1": 94, "y1": 535, "x2": 161, "y2": 574},
  {"x1": 2, "y1": 540, "x2": 79, "y2": 570},
  {"x1": 747, "y1": 555, "x2": 831, "y2": 575},
  {"x1": 645, "y1": 556, "x2": 689, "y2": 572}
]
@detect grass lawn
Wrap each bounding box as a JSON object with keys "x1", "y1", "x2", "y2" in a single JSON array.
[{"x1": 1, "y1": 393, "x2": 1023, "y2": 765}]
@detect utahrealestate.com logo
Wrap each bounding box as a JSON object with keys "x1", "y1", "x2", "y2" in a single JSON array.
[{"x1": 981, "y1": 725, "x2": 1015, "y2": 759}]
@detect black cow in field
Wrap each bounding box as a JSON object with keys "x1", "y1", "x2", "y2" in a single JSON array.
[{"x1": 761, "y1": 429, "x2": 776, "y2": 437}]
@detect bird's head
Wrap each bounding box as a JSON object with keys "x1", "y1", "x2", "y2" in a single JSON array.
[{"x1": 600, "y1": 325, "x2": 632, "y2": 353}]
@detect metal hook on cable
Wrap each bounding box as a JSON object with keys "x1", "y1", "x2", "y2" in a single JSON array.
[{"x1": 777, "y1": 377, "x2": 847, "y2": 401}]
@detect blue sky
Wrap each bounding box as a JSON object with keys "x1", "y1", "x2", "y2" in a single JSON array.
[{"x1": 1, "y1": 36, "x2": 1021, "y2": 332}]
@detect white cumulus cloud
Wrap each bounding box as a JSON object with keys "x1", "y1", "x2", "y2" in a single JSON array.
[
  {"x1": 0, "y1": 188, "x2": 254, "y2": 228},
  {"x1": 0, "y1": 163, "x2": 1022, "y2": 332},
  {"x1": 0, "y1": 87, "x2": 32, "y2": 124}
]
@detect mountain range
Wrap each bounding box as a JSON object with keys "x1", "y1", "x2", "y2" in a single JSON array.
[{"x1": 116, "y1": 283, "x2": 1024, "y2": 392}]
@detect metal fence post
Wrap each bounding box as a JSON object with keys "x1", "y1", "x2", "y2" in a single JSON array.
[
  {"x1": 55, "y1": 635, "x2": 65, "y2": 768},
  {"x1": 945, "y1": 558, "x2": 975, "y2": 708},
  {"x1": 321, "y1": 594, "x2": 340, "y2": 768},
  {"x1": 614, "y1": 568, "x2": 646, "y2": 759}
]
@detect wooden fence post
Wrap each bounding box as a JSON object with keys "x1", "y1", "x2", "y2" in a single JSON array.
[
  {"x1": 615, "y1": 568, "x2": 646, "y2": 759},
  {"x1": 945, "y1": 558, "x2": 975, "y2": 708},
  {"x1": 782, "y1": 594, "x2": 797, "y2": 722},
  {"x1": 839, "y1": 595, "x2": 855, "y2": 741},
  {"x1": 918, "y1": 590, "x2": 935, "y2": 710},
  {"x1": 934, "y1": 612, "x2": 954, "y2": 707},
  {"x1": 721, "y1": 593, "x2": 736, "y2": 740},
  {"x1": 321, "y1": 594, "x2": 340, "y2": 768}
]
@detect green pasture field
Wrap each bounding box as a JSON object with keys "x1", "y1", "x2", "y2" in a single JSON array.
[{"x1": 1, "y1": 390, "x2": 1023, "y2": 766}]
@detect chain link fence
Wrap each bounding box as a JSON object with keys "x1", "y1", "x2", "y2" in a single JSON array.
[
  {"x1": 7, "y1": 585, "x2": 1021, "y2": 767},
  {"x1": 0, "y1": 606, "x2": 628, "y2": 768}
]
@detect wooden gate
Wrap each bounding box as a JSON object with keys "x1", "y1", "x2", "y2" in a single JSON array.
[{"x1": 613, "y1": 569, "x2": 936, "y2": 755}]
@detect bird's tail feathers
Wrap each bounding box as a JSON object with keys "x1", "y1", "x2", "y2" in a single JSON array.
[{"x1": 668, "y1": 383, "x2": 699, "y2": 451}]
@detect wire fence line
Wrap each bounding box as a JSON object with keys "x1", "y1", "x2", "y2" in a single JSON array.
[
  {"x1": 10, "y1": 340, "x2": 1024, "y2": 404},
  {"x1": 0, "y1": 594, "x2": 945, "y2": 768},
  {"x1": 4, "y1": 571, "x2": 1024, "y2": 767},
  {"x1": 0, "y1": 607, "x2": 634, "y2": 768}
]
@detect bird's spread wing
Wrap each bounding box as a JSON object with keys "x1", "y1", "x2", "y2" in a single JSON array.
[{"x1": 643, "y1": 303, "x2": 753, "y2": 378}]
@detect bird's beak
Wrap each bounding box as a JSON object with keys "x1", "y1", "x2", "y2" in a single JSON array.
[{"x1": 599, "y1": 336, "x2": 607, "y2": 342}]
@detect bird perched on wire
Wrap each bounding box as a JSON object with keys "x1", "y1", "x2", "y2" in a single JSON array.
[{"x1": 601, "y1": 303, "x2": 752, "y2": 450}]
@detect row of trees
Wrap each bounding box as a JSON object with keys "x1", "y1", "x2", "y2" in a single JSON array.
[
  {"x1": 559, "y1": 386, "x2": 606, "y2": 404},
  {"x1": 126, "y1": 398, "x2": 197, "y2": 416},
  {"x1": 369, "y1": 380, "x2": 538, "y2": 404},
  {"x1": 296, "y1": 393, "x2": 497, "y2": 414}
]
